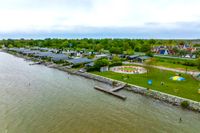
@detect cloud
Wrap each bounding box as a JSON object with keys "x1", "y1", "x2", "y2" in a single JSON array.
[{"x1": 0, "y1": 0, "x2": 200, "y2": 38}]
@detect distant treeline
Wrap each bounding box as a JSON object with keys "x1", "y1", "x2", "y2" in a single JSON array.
[{"x1": 0, "y1": 38, "x2": 197, "y2": 54}]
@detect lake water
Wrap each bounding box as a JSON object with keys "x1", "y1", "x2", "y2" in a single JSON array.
[{"x1": 0, "y1": 52, "x2": 200, "y2": 133}]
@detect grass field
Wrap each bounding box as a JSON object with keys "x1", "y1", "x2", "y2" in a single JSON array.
[
  {"x1": 154, "y1": 61, "x2": 198, "y2": 71},
  {"x1": 153, "y1": 57, "x2": 198, "y2": 71},
  {"x1": 92, "y1": 67, "x2": 200, "y2": 102}
]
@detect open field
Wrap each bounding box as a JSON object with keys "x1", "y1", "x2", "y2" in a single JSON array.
[
  {"x1": 153, "y1": 57, "x2": 198, "y2": 71},
  {"x1": 92, "y1": 67, "x2": 200, "y2": 102}
]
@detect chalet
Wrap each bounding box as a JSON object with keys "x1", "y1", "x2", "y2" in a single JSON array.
[
  {"x1": 34, "y1": 52, "x2": 55, "y2": 58},
  {"x1": 127, "y1": 55, "x2": 140, "y2": 60},
  {"x1": 68, "y1": 58, "x2": 93, "y2": 66},
  {"x1": 159, "y1": 49, "x2": 170, "y2": 55},
  {"x1": 85, "y1": 62, "x2": 94, "y2": 67},
  {"x1": 137, "y1": 56, "x2": 151, "y2": 63},
  {"x1": 100, "y1": 66, "x2": 109, "y2": 72},
  {"x1": 51, "y1": 54, "x2": 69, "y2": 62},
  {"x1": 95, "y1": 54, "x2": 109, "y2": 59}
]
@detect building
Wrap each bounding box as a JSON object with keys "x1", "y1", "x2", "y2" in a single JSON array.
[
  {"x1": 100, "y1": 66, "x2": 109, "y2": 72},
  {"x1": 137, "y1": 56, "x2": 151, "y2": 62},
  {"x1": 159, "y1": 49, "x2": 170, "y2": 55},
  {"x1": 127, "y1": 55, "x2": 140, "y2": 60},
  {"x1": 68, "y1": 58, "x2": 93, "y2": 66},
  {"x1": 51, "y1": 54, "x2": 69, "y2": 62}
]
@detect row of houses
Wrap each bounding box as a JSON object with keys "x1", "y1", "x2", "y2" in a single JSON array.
[
  {"x1": 8, "y1": 48, "x2": 93, "y2": 66},
  {"x1": 152, "y1": 44, "x2": 198, "y2": 58}
]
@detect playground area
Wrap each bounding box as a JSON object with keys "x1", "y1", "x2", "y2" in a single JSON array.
[{"x1": 110, "y1": 66, "x2": 147, "y2": 74}]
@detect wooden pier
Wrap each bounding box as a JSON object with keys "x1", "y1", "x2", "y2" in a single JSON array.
[
  {"x1": 110, "y1": 84, "x2": 127, "y2": 92},
  {"x1": 94, "y1": 85, "x2": 127, "y2": 100}
]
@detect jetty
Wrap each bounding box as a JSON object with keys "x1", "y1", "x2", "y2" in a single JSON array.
[
  {"x1": 94, "y1": 84, "x2": 127, "y2": 100},
  {"x1": 111, "y1": 84, "x2": 127, "y2": 92}
]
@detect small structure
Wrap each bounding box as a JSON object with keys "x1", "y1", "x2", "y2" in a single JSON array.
[
  {"x1": 85, "y1": 62, "x2": 94, "y2": 67},
  {"x1": 100, "y1": 66, "x2": 109, "y2": 72}
]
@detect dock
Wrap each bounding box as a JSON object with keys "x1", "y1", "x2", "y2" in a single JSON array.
[
  {"x1": 110, "y1": 84, "x2": 127, "y2": 92},
  {"x1": 94, "y1": 85, "x2": 127, "y2": 100}
]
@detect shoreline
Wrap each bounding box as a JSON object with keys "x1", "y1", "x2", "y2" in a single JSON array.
[{"x1": 2, "y1": 50, "x2": 200, "y2": 113}]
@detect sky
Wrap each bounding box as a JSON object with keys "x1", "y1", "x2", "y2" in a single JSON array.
[{"x1": 0, "y1": 0, "x2": 200, "y2": 39}]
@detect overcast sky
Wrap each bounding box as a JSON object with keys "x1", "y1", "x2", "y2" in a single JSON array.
[{"x1": 0, "y1": 0, "x2": 200, "y2": 39}]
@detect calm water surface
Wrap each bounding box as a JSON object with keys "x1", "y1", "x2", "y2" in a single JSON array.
[{"x1": 0, "y1": 52, "x2": 200, "y2": 133}]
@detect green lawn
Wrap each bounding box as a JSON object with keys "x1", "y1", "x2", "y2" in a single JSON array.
[
  {"x1": 91, "y1": 67, "x2": 200, "y2": 102},
  {"x1": 154, "y1": 57, "x2": 199, "y2": 71},
  {"x1": 154, "y1": 61, "x2": 199, "y2": 71}
]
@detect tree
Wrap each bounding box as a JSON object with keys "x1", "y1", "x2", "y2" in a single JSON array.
[
  {"x1": 94, "y1": 58, "x2": 109, "y2": 70},
  {"x1": 144, "y1": 58, "x2": 156, "y2": 78},
  {"x1": 145, "y1": 51, "x2": 154, "y2": 57},
  {"x1": 141, "y1": 43, "x2": 151, "y2": 52},
  {"x1": 111, "y1": 56, "x2": 122, "y2": 66},
  {"x1": 124, "y1": 49, "x2": 134, "y2": 55},
  {"x1": 197, "y1": 58, "x2": 200, "y2": 71},
  {"x1": 172, "y1": 47, "x2": 180, "y2": 55}
]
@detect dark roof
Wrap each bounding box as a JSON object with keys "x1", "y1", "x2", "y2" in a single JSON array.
[
  {"x1": 85, "y1": 62, "x2": 94, "y2": 67},
  {"x1": 51, "y1": 54, "x2": 69, "y2": 61},
  {"x1": 34, "y1": 52, "x2": 55, "y2": 58},
  {"x1": 137, "y1": 56, "x2": 151, "y2": 60},
  {"x1": 68, "y1": 58, "x2": 92, "y2": 65},
  {"x1": 128, "y1": 55, "x2": 139, "y2": 59}
]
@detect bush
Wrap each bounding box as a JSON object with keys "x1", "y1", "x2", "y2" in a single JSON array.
[
  {"x1": 181, "y1": 101, "x2": 190, "y2": 108},
  {"x1": 86, "y1": 66, "x2": 98, "y2": 72},
  {"x1": 94, "y1": 58, "x2": 109, "y2": 70},
  {"x1": 145, "y1": 52, "x2": 154, "y2": 57},
  {"x1": 109, "y1": 62, "x2": 122, "y2": 67},
  {"x1": 72, "y1": 63, "x2": 84, "y2": 68}
]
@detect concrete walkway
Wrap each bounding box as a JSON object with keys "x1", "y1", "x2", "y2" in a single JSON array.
[{"x1": 123, "y1": 62, "x2": 200, "y2": 76}]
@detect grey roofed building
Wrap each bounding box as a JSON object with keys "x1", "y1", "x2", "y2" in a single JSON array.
[
  {"x1": 9, "y1": 48, "x2": 39, "y2": 55},
  {"x1": 85, "y1": 62, "x2": 94, "y2": 67},
  {"x1": 127, "y1": 55, "x2": 140, "y2": 60},
  {"x1": 136, "y1": 56, "x2": 151, "y2": 62},
  {"x1": 9, "y1": 48, "x2": 26, "y2": 53},
  {"x1": 51, "y1": 54, "x2": 69, "y2": 61},
  {"x1": 22, "y1": 50, "x2": 40, "y2": 55},
  {"x1": 68, "y1": 58, "x2": 93, "y2": 65},
  {"x1": 137, "y1": 56, "x2": 151, "y2": 60},
  {"x1": 34, "y1": 52, "x2": 56, "y2": 58}
]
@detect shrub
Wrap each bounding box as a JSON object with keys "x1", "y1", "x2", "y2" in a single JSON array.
[
  {"x1": 181, "y1": 101, "x2": 190, "y2": 108},
  {"x1": 72, "y1": 63, "x2": 84, "y2": 68}
]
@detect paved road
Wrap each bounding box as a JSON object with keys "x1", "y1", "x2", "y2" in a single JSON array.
[{"x1": 123, "y1": 62, "x2": 200, "y2": 76}]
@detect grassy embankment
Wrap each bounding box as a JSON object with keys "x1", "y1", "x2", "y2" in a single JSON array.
[{"x1": 92, "y1": 66, "x2": 200, "y2": 102}]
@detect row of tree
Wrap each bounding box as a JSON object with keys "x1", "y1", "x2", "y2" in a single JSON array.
[{"x1": 0, "y1": 38, "x2": 194, "y2": 55}]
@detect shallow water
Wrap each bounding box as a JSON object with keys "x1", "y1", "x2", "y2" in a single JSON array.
[{"x1": 0, "y1": 52, "x2": 200, "y2": 133}]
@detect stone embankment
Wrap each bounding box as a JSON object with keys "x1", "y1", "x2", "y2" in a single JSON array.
[{"x1": 74, "y1": 71, "x2": 200, "y2": 112}]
